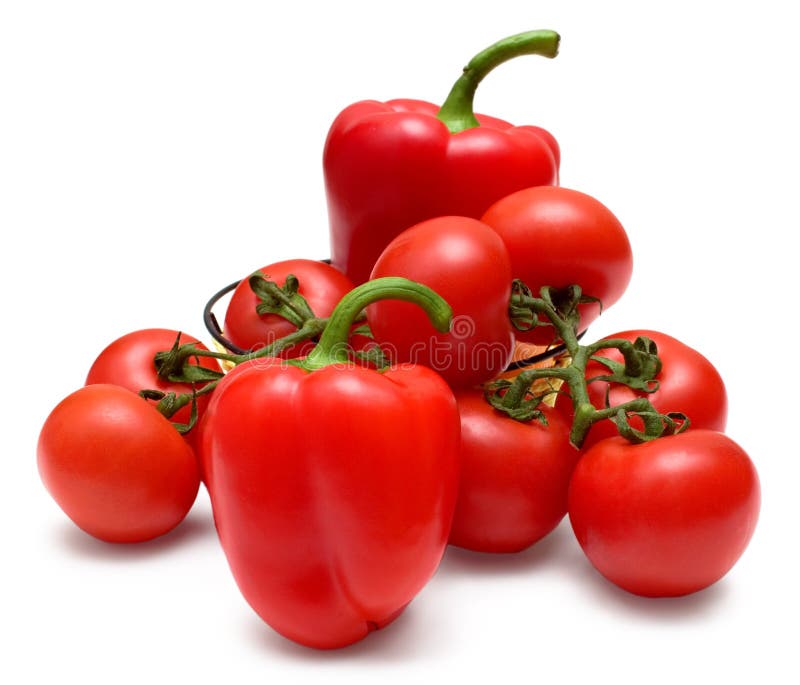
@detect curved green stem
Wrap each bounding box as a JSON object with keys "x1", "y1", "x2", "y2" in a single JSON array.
[
  {"x1": 156, "y1": 319, "x2": 328, "y2": 373},
  {"x1": 436, "y1": 29, "x2": 560, "y2": 134},
  {"x1": 300, "y1": 277, "x2": 452, "y2": 370}
]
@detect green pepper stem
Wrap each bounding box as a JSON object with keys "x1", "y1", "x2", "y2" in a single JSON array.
[
  {"x1": 300, "y1": 277, "x2": 452, "y2": 370},
  {"x1": 436, "y1": 29, "x2": 560, "y2": 134}
]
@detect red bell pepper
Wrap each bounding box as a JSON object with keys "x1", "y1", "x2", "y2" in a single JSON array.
[
  {"x1": 324, "y1": 29, "x2": 561, "y2": 284},
  {"x1": 200, "y1": 277, "x2": 460, "y2": 649}
]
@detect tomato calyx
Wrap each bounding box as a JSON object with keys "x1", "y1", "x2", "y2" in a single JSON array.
[
  {"x1": 129, "y1": 331, "x2": 225, "y2": 433},
  {"x1": 609, "y1": 403, "x2": 689, "y2": 444},
  {"x1": 484, "y1": 378, "x2": 556, "y2": 424},
  {"x1": 154, "y1": 332, "x2": 227, "y2": 385},
  {"x1": 587, "y1": 336, "x2": 661, "y2": 392},
  {"x1": 509, "y1": 280, "x2": 600, "y2": 341},
  {"x1": 248, "y1": 271, "x2": 318, "y2": 329},
  {"x1": 139, "y1": 387, "x2": 201, "y2": 434},
  {"x1": 488, "y1": 283, "x2": 690, "y2": 448}
]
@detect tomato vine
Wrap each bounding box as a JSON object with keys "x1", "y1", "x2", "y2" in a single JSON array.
[{"x1": 487, "y1": 280, "x2": 690, "y2": 447}]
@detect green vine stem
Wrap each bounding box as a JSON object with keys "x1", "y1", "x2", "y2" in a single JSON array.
[
  {"x1": 144, "y1": 276, "x2": 452, "y2": 431},
  {"x1": 436, "y1": 29, "x2": 560, "y2": 134},
  {"x1": 488, "y1": 283, "x2": 689, "y2": 448},
  {"x1": 143, "y1": 271, "x2": 336, "y2": 431},
  {"x1": 144, "y1": 319, "x2": 328, "y2": 432},
  {"x1": 153, "y1": 317, "x2": 329, "y2": 378}
]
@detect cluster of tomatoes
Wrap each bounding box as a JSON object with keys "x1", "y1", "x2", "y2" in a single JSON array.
[{"x1": 37, "y1": 29, "x2": 760, "y2": 651}]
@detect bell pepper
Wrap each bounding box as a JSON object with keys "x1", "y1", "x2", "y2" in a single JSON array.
[
  {"x1": 324, "y1": 29, "x2": 561, "y2": 284},
  {"x1": 200, "y1": 277, "x2": 460, "y2": 649}
]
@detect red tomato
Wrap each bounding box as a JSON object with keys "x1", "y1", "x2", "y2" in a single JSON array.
[
  {"x1": 449, "y1": 389, "x2": 580, "y2": 553},
  {"x1": 38, "y1": 384, "x2": 200, "y2": 543},
  {"x1": 367, "y1": 216, "x2": 515, "y2": 387},
  {"x1": 85, "y1": 328, "x2": 221, "y2": 428},
  {"x1": 223, "y1": 259, "x2": 354, "y2": 356},
  {"x1": 559, "y1": 329, "x2": 727, "y2": 447},
  {"x1": 568, "y1": 430, "x2": 760, "y2": 597},
  {"x1": 481, "y1": 186, "x2": 633, "y2": 345}
]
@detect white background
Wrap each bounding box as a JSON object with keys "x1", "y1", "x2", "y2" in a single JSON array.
[{"x1": 2, "y1": 1, "x2": 797, "y2": 683}]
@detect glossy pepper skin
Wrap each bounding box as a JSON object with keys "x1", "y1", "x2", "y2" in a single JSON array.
[
  {"x1": 324, "y1": 30, "x2": 561, "y2": 284},
  {"x1": 200, "y1": 278, "x2": 460, "y2": 649}
]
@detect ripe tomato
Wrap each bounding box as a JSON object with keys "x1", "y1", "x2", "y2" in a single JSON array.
[
  {"x1": 86, "y1": 328, "x2": 221, "y2": 428},
  {"x1": 449, "y1": 389, "x2": 580, "y2": 553},
  {"x1": 223, "y1": 259, "x2": 354, "y2": 356},
  {"x1": 481, "y1": 186, "x2": 633, "y2": 345},
  {"x1": 367, "y1": 216, "x2": 515, "y2": 387},
  {"x1": 559, "y1": 329, "x2": 727, "y2": 447},
  {"x1": 568, "y1": 430, "x2": 760, "y2": 597},
  {"x1": 38, "y1": 384, "x2": 200, "y2": 543}
]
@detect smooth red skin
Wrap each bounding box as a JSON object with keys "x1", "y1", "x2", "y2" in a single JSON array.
[
  {"x1": 200, "y1": 361, "x2": 460, "y2": 649},
  {"x1": 223, "y1": 259, "x2": 354, "y2": 356},
  {"x1": 37, "y1": 384, "x2": 200, "y2": 543},
  {"x1": 85, "y1": 328, "x2": 221, "y2": 428},
  {"x1": 367, "y1": 216, "x2": 515, "y2": 388},
  {"x1": 558, "y1": 329, "x2": 728, "y2": 448},
  {"x1": 481, "y1": 186, "x2": 633, "y2": 345},
  {"x1": 449, "y1": 390, "x2": 581, "y2": 553},
  {"x1": 568, "y1": 430, "x2": 760, "y2": 597},
  {"x1": 324, "y1": 98, "x2": 559, "y2": 284}
]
